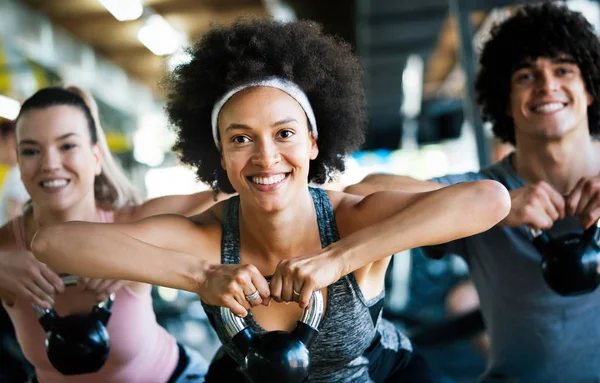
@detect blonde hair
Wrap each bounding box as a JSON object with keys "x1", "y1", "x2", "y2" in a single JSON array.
[{"x1": 59, "y1": 86, "x2": 141, "y2": 209}]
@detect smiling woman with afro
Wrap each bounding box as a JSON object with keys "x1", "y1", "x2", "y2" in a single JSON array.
[{"x1": 164, "y1": 18, "x2": 366, "y2": 193}]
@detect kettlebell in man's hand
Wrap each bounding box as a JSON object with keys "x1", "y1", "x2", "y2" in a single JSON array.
[{"x1": 533, "y1": 220, "x2": 600, "y2": 296}]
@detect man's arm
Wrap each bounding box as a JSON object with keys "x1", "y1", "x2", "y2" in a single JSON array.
[{"x1": 344, "y1": 173, "x2": 444, "y2": 196}]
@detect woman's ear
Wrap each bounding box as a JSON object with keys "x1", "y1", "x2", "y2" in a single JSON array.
[
  {"x1": 92, "y1": 144, "x2": 102, "y2": 175},
  {"x1": 309, "y1": 131, "x2": 319, "y2": 160}
]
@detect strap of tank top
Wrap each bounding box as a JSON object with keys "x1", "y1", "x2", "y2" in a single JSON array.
[
  {"x1": 220, "y1": 189, "x2": 339, "y2": 263},
  {"x1": 100, "y1": 209, "x2": 114, "y2": 223},
  {"x1": 308, "y1": 187, "x2": 340, "y2": 248},
  {"x1": 221, "y1": 196, "x2": 241, "y2": 265}
]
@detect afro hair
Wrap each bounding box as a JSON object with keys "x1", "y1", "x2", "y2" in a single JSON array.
[
  {"x1": 164, "y1": 18, "x2": 366, "y2": 193},
  {"x1": 475, "y1": 1, "x2": 600, "y2": 144}
]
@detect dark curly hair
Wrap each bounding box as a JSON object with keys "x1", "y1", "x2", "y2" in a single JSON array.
[
  {"x1": 475, "y1": 1, "x2": 600, "y2": 145},
  {"x1": 164, "y1": 18, "x2": 365, "y2": 193}
]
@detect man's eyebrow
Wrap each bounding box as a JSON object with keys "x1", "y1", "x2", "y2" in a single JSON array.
[
  {"x1": 551, "y1": 56, "x2": 577, "y2": 65},
  {"x1": 513, "y1": 56, "x2": 577, "y2": 72},
  {"x1": 513, "y1": 60, "x2": 533, "y2": 72}
]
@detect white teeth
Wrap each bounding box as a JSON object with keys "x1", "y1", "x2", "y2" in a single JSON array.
[
  {"x1": 251, "y1": 174, "x2": 286, "y2": 185},
  {"x1": 42, "y1": 180, "x2": 68, "y2": 188},
  {"x1": 534, "y1": 103, "x2": 564, "y2": 113}
]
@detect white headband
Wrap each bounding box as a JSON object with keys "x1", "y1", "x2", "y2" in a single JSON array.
[{"x1": 210, "y1": 77, "x2": 318, "y2": 148}]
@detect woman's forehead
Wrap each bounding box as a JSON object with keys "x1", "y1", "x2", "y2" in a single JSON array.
[
  {"x1": 220, "y1": 87, "x2": 307, "y2": 121},
  {"x1": 17, "y1": 106, "x2": 89, "y2": 138}
]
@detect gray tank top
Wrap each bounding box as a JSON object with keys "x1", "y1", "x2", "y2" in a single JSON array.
[{"x1": 201, "y1": 187, "x2": 412, "y2": 382}]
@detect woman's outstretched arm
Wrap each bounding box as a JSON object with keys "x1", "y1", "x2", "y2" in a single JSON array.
[
  {"x1": 31, "y1": 212, "x2": 271, "y2": 317},
  {"x1": 337, "y1": 180, "x2": 510, "y2": 268},
  {"x1": 31, "y1": 214, "x2": 214, "y2": 294},
  {"x1": 271, "y1": 180, "x2": 510, "y2": 307}
]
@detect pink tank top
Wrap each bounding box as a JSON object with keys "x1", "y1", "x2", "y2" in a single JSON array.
[{"x1": 3, "y1": 212, "x2": 179, "y2": 383}]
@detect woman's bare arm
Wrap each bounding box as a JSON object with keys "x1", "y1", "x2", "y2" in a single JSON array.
[
  {"x1": 118, "y1": 190, "x2": 233, "y2": 221},
  {"x1": 271, "y1": 180, "x2": 510, "y2": 307},
  {"x1": 337, "y1": 179, "x2": 510, "y2": 273},
  {"x1": 31, "y1": 214, "x2": 220, "y2": 294},
  {"x1": 344, "y1": 173, "x2": 443, "y2": 196}
]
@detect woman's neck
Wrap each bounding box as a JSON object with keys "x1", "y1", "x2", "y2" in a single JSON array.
[
  {"x1": 33, "y1": 198, "x2": 103, "y2": 228},
  {"x1": 238, "y1": 189, "x2": 320, "y2": 264}
]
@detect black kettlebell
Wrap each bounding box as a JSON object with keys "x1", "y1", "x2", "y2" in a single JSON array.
[
  {"x1": 33, "y1": 275, "x2": 114, "y2": 375},
  {"x1": 532, "y1": 221, "x2": 600, "y2": 296},
  {"x1": 220, "y1": 290, "x2": 324, "y2": 383}
]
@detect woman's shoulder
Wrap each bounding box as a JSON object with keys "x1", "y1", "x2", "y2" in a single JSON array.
[
  {"x1": 324, "y1": 189, "x2": 363, "y2": 214},
  {"x1": 189, "y1": 199, "x2": 227, "y2": 227}
]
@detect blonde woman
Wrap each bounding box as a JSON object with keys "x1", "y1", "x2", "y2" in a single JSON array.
[{"x1": 0, "y1": 86, "x2": 219, "y2": 383}]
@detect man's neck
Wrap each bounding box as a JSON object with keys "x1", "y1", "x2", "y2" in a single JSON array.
[{"x1": 513, "y1": 129, "x2": 600, "y2": 194}]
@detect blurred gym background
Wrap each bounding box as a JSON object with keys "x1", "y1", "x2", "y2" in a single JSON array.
[{"x1": 0, "y1": 0, "x2": 598, "y2": 382}]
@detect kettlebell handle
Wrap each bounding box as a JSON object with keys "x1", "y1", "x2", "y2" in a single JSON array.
[
  {"x1": 529, "y1": 219, "x2": 600, "y2": 251},
  {"x1": 33, "y1": 274, "x2": 115, "y2": 320},
  {"x1": 221, "y1": 289, "x2": 324, "y2": 338}
]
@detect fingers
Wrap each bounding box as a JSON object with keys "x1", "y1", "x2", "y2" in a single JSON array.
[
  {"x1": 539, "y1": 182, "x2": 565, "y2": 222},
  {"x1": 249, "y1": 273, "x2": 271, "y2": 307},
  {"x1": 29, "y1": 292, "x2": 54, "y2": 310},
  {"x1": 575, "y1": 189, "x2": 600, "y2": 229},
  {"x1": 269, "y1": 273, "x2": 282, "y2": 303},
  {"x1": 280, "y1": 273, "x2": 295, "y2": 303},
  {"x1": 232, "y1": 292, "x2": 252, "y2": 314},
  {"x1": 40, "y1": 265, "x2": 65, "y2": 293},
  {"x1": 25, "y1": 279, "x2": 55, "y2": 309},
  {"x1": 580, "y1": 205, "x2": 600, "y2": 229},
  {"x1": 94, "y1": 279, "x2": 115, "y2": 293},
  {"x1": 566, "y1": 178, "x2": 585, "y2": 216},
  {"x1": 520, "y1": 183, "x2": 563, "y2": 230},
  {"x1": 23, "y1": 261, "x2": 60, "y2": 308},
  {"x1": 75, "y1": 277, "x2": 89, "y2": 291},
  {"x1": 33, "y1": 270, "x2": 59, "y2": 298},
  {"x1": 223, "y1": 296, "x2": 249, "y2": 318},
  {"x1": 106, "y1": 280, "x2": 128, "y2": 295},
  {"x1": 72, "y1": 277, "x2": 128, "y2": 302},
  {"x1": 88, "y1": 279, "x2": 128, "y2": 302},
  {"x1": 93, "y1": 280, "x2": 117, "y2": 302},
  {"x1": 85, "y1": 278, "x2": 104, "y2": 291},
  {"x1": 565, "y1": 177, "x2": 600, "y2": 227},
  {"x1": 234, "y1": 266, "x2": 265, "y2": 308},
  {"x1": 271, "y1": 261, "x2": 309, "y2": 307},
  {"x1": 296, "y1": 281, "x2": 313, "y2": 309}
]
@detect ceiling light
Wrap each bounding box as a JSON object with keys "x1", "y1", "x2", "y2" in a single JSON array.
[
  {"x1": 401, "y1": 54, "x2": 424, "y2": 119},
  {"x1": 568, "y1": 0, "x2": 600, "y2": 34},
  {"x1": 263, "y1": 0, "x2": 297, "y2": 22},
  {"x1": 0, "y1": 95, "x2": 20, "y2": 120},
  {"x1": 138, "y1": 15, "x2": 185, "y2": 56},
  {"x1": 97, "y1": 0, "x2": 143, "y2": 21},
  {"x1": 167, "y1": 48, "x2": 192, "y2": 71}
]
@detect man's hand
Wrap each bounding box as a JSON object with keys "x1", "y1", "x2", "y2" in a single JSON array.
[
  {"x1": 500, "y1": 181, "x2": 565, "y2": 230},
  {"x1": 566, "y1": 176, "x2": 600, "y2": 229}
]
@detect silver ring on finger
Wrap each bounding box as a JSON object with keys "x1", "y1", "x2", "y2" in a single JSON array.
[
  {"x1": 293, "y1": 289, "x2": 301, "y2": 297},
  {"x1": 245, "y1": 290, "x2": 260, "y2": 303}
]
